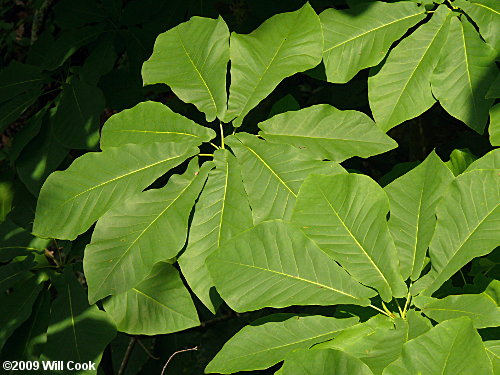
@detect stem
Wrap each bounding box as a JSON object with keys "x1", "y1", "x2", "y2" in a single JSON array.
[
  {"x1": 137, "y1": 339, "x2": 159, "y2": 360},
  {"x1": 117, "y1": 337, "x2": 137, "y2": 375},
  {"x1": 381, "y1": 301, "x2": 396, "y2": 318},
  {"x1": 209, "y1": 142, "x2": 220, "y2": 150},
  {"x1": 369, "y1": 304, "x2": 392, "y2": 318},
  {"x1": 198, "y1": 153, "x2": 213, "y2": 157},
  {"x1": 395, "y1": 298, "x2": 403, "y2": 318},
  {"x1": 402, "y1": 286, "x2": 412, "y2": 319},
  {"x1": 160, "y1": 346, "x2": 198, "y2": 375},
  {"x1": 219, "y1": 122, "x2": 225, "y2": 149}
]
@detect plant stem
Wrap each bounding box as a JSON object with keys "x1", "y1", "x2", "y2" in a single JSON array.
[
  {"x1": 395, "y1": 298, "x2": 403, "y2": 317},
  {"x1": 117, "y1": 336, "x2": 137, "y2": 375},
  {"x1": 369, "y1": 304, "x2": 392, "y2": 318},
  {"x1": 209, "y1": 142, "x2": 220, "y2": 150},
  {"x1": 137, "y1": 339, "x2": 159, "y2": 360},
  {"x1": 381, "y1": 301, "x2": 395, "y2": 318},
  {"x1": 160, "y1": 346, "x2": 198, "y2": 375},
  {"x1": 402, "y1": 286, "x2": 412, "y2": 319},
  {"x1": 219, "y1": 122, "x2": 225, "y2": 149},
  {"x1": 198, "y1": 153, "x2": 213, "y2": 157}
]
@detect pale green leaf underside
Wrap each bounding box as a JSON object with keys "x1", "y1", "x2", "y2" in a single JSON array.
[
  {"x1": 384, "y1": 151, "x2": 454, "y2": 280},
  {"x1": 205, "y1": 315, "x2": 358, "y2": 374},
  {"x1": 103, "y1": 262, "x2": 199, "y2": 335},
  {"x1": 291, "y1": 173, "x2": 407, "y2": 301},
  {"x1": 33, "y1": 142, "x2": 198, "y2": 240},
  {"x1": 207, "y1": 220, "x2": 377, "y2": 312},
  {"x1": 142, "y1": 16, "x2": 229, "y2": 122},
  {"x1": 258, "y1": 104, "x2": 397, "y2": 162},
  {"x1": 321, "y1": 1, "x2": 425, "y2": 83},
  {"x1": 84, "y1": 159, "x2": 212, "y2": 304},
  {"x1": 100, "y1": 101, "x2": 216, "y2": 149},
  {"x1": 431, "y1": 16, "x2": 496, "y2": 134},
  {"x1": 368, "y1": 6, "x2": 451, "y2": 131},
  {"x1": 489, "y1": 103, "x2": 500, "y2": 146},
  {"x1": 227, "y1": 3, "x2": 323, "y2": 126},
  {"x1": 179, "y1": 149, "x2": 252, "y2": 313}
]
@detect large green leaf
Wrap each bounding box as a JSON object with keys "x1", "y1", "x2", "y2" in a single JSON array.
[
  {"x1": 411, "y1": 170, "x2": 500, "y2": 296},
  {"x1": 291, "y1": 173, "x2": 407, "y2": 301},
  {"x1": 100, "y1": 101, "x2": 216, "y2": 149},
  {"x1": 205, "y1": 315, "x2": 358, "y2": 373},
  {"x1": 103, "y1": 262, "x2": 199, "y2": 335},
  {"x1": 142, "y1": 17, "x2": 229, "y2": 122},
  {"x1": 207, "y1": 220, "x2": 377, "y2": 312},
  {"x1": 455, "y1": 0, "x2": 500, "y2": 54},
  {"x1": 382, "y1": 318, "x2": 492, "y2": 375},
  {"x1": 84, "y1": 159, "x2": 211, "y2": 303},
  {"x1": 41, "y1": 270, "x2": 116, "y2": 373},
  {"x1": 487, "y1": 73, "x2": 500, "y2": 99},
  {"x1": 413, "y1": 293, "x2": 500, "y2": 328},
  {"x1": 486, "y1": 341, "x2": 500, "y2": 375},
  {"x1": 226, "y1": 133, "x2": 345, "y2": 223},
  {"x1": 226, "y1": 3, "x2": 323, "y2": 126},
  {"x1": 314, "y1": 316, "x2": 407, "y2": 375},
  {"x1": 33, "y1": 142, "x2": 198, "y2": 240},
  {"x1": 0, "y1": 255, "x2": 36, "y2": 290},
  {"x1": 405, "y1": 309, "x2": 432, "y2": 340},
  {"x1": 0, "y1": 90, "x2": 42, "y2": 133},
  {"x1": 321, "y1": 2, "x2": 425, "y2": 83},
  {"x1": 178, "y1": 149, "x2": 253, "y2": 313},
  {"x1": 0, "y1": 62, "x2": 44, "y2": 104},
  {"x1": 282, "y1": 349, "x2": 374, "y2": 375},
  {"x1": 384, "y1": 151, "x2": 454, "y2": 280},
  {"x1": 431, "y1": 16, "x2": 496, "y2": 133},
  {"x1": 465, "y1": 148, "x2": 500, "y2": 171},
  {"x1": 490, "y1": 103, "x2": 500, "y2": 146},
  {"x1": 368, "y1": 6, "x2": 451, "y2": 131},
  {"x1": 258, "y1": 104, "x2": 397, "y2": 162}
]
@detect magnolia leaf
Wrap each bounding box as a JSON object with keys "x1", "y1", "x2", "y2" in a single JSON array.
[
  {"x1": 405, "y1": 309, "x2": 432, "y2": 340},
  {"x1": 291, "y1": 173, "x2": 407, "y2": 301},
  {"x1": 205, "y1": 315, "x2": 358, "y2": 373},
  {"x1": 485, "y1": 341, "x2": 500, "y2": 375},
  {"x1": 384, "y1": 151, "x2": 454, "y2": 280},
  {"x1": 411, "y1": 170, "x2": 500, "y2": 296},
  {"x1": 142, "y1": 16, "x2": 229, "y2": 122},
  {"x1": 226, "y1": 133, "x2": 345, "y2": 223},
  {"x1": 431, "y1": 16, "x2": 496, "y2": 133},
  {"x1": 103, "y1": 262, "x2": 199, "y2": 335},
  {"x1": 100, "y1": 101, "x2": 216, "y2": 149},
  {"x1": 382, "y1": 318, "x2": 492, "y2": 375},
  {"x1": 0, "y1": 255, "x2": 36, "y2": 290},
  {"x1": 207, "y1": 220, "x2": 377, "y2": 312},
  {"x1": 490, "y1": 103, "x2": 500, "y2": 146},
  {"x1": 33, "y1": 142, "x2": 198, "y2": 240},
  {"x1": 84, "y1": 159, "x2": 212, "y2": 303},
  {"x1": 465, "y1": 148, "x2": 500, "y2": 172},
  {"x1": 0, "y1": 90, "x2": 42, "y2": 133},
  {"x1": 0, "y1": 61, "x2": 44, "y2": 104},
  {"x1": 321, "y1": 2, "x2": 425, "y2": 83},
  {"x1": 179, "y1": 149, "x2": 252, "y2": 313},
  {"x1": 413, "y1": 294, "x2": 500, "y2": 328},
  {"x1": 487, "y1": 73, "x2": 500, "y2": 99},
  {"x1": 258, "y1": 104, "x2": 397, "y2": 162},
  {"x1": 368, "y1": 6, "x2": 451, "y2": 131},
  {"x1": 227, "y1": 3, "x2": 322, "y2": 126},
  {"x1": 445, "y1": 148, "x2": 478, "y2": 176}
]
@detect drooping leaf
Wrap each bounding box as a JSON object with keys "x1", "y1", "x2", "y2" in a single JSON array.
[
  {"x1": 0, "y1": 61, "x2": 44, "y2": 104},
  {"x1": 258, "y1": 104, "x2": 397, "y2": 162},
  {"x1": 80, "y1": 33, "x2": 117, "y2": 85},
  {"x1": 226, "y1": 133, "x2": 345, "y2": 223},
  {"x1": 465, "y1": 148, "x2": 500, "y2": 172},
  {"x1": 368, "y1": 6, "x2": 451, "y2": 131},
  {"x1": 411, "y1": 170, "x2": 500, "y2": 296},
  {"x1": 7, "y1": 105, "x2": 46, "y2": 162},
  {"x1": 490, "y1": 103, "x2": 500, "y2": 146},
  {"x1": 485, "y1": 340, "x2": 500, "y2": 375},
  {"x1": 413, "y1": 294, "x2": 500, "y2": 328},
  {"x1": 33, "y1": 142, "x2": 198, "y2": 240},
  {"x1": 226, "y1": 3, "x2": 323, "y2": 126},
  {"x1": 382, "y1": 318, "x2": 492, "y2": 375},
  {"x1": 100, "y1": 101, "x2": 215, "y2": 149},
  {"x1": 207, "y1": 220, "x2": 377, "y2": 312},
  {"x1": 291, "y1": 173, "x2": 407, "y2": 301},
  {"x1": 405, "y1": 309, "x2": 432, "y2": 340},
  {"x1": 445, "y1": 148, "x2": 478, "y2": 176},
  {"x1": 142, "y1": 16, "x2": 229, "y2": 122},
  {"x1": 321, "y1": 2, "x2": 425, "y2": 83},
  {"x1": 205, "y1": 315, "x2": 358, "y2": 373},
  {"x1": 103, "y1": 262, "x2": 199, "y2": 335},
  {"x1": 384, "y1": 151, "x2": 454, "y2": 280},
  {"x1": 0, "y1": 220, "x2": 47, "y2": 262},
  {"x1": 0, "y1": 90, "x2": 42, "y2": 133},
  {"x1": 84, "y1": 159, "x2": 212, "y2": 303},
  {"x1": 179, "y1": 149, "x2": 253, "y2": 313},
  {"x1": 0, "y1": 255, "x2": 36, "y2": 290},
  {"x1": 431, "y1": 16, "x2": 496, "y2": 133}
]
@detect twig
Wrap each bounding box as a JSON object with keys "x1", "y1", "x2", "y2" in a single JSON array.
[
  {"x1": 117, "y1": 337, "x2": 138, "y2": 375},
  {"x1": 160, "y1": 346, "x2": 198, "y2": 375},
  {"x1": 137, "y1": 339, "x2": 160, "y2": 360},
  {"x1": 31, "y1": 0, "x2": 54, "y2": 44}
]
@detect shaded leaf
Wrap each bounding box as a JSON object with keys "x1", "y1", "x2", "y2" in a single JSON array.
[
  {"x1": 465, "y1": 148, "x2": 500, "y2": 172},
  {"x1": 405, "y1": 309, "x2": 432, "y2": 340},
  {"x1": 490, "y1": 103, "x2": 500, "y2": 146},
  {"x1": 0, "y1": 62, "x2": 43, "y2": 104},
  {"x1": 445, "y1": 148, "x2": 478, "y2": 176}
]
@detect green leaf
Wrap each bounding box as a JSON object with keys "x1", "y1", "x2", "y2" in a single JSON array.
[
  {"x1": 205, "y1": 315, "x2": 358, "y2": 373},
  {"x1": 405, "y1": 309, "x2": 432, "y2": 340},
  {"x1": 314, "y1": 316, "x2": 408, "y2": 375},
  {"x1": 207, "y1": 220, "x2": 377, "y2": 312},
  {"x1": 445, "y1": 148, "x2": 478, "y2": 176},
  {"x1": 226, "y1": 133, "x2": 345, "y2": 223},
  {"x1": 179, "y1": 149, "x2": 253, "y2": 313},
  {"x1": 465, "y1": 148, "x2": 500, "y2": 171},
  {"x1": 321, "y1": 1, "x2": 425, "y2": 83},
  {"x1": 487, "y1": 73, "x2": 500, "y2": 99},
  {"x1": 0, "y1": 90, "x2": 41, "y2": 133},
  {"x1": 142, "y1": 16, "x2": 229, "y2": 122},
  {"x1": 455, "y1": 0, "x2": 500, "y2": 54},
  {"x1": 485, "y1": 341, "x2": 500, "y2": 375},
  {"x1": 382, "y1": 318, "x2": 492, "y2": 375},
  {"x1": 103, "y1": 262, "x2": 199, "y2": 335},
  {"x1": 41, "y1": 269, "x2": 116, "y2": 372},
  {"x1": 84, "y1": 159, "x2": 212, "y2": 303},
  {"x1": 384, "y1": 151, "x2": 454, "y2": 280},
  {"x1": 0, "y1": 255, "x2": 36, "y2": 290},
  {"x1": 490, "y1": 103, "x2": 500, "y2": 146},
  {"x1": 258, "y1": 104, "x2": 397, "y2": 162},
  {"x1": 411, "y1": 170, "x2": 500, "y2": 296},
  {"x1": 0, "y1": 62, "x2": 43, "y2": 104},
  {"x1": 7, "y1": 105, "x2": 45, "y2": 162},
  {"x1": 0, "y1": 220, "x2": 47, "y2": 262},
  {"x1": 100, "y1": 101, "x2": 215, "y2": 149},
  {"x1": 413, "y1": 293, "x2": 500, "y2": 328},
  {"x1": 485, "y1": 279, "x2": 500, "y2": 305},
  {"x1": 54, "y1": 0, "x2": 105, "y2": 29},
  {"x1": 80, "y1": 33, "x2": 117, "y2": 86},
  {"x1": 282, "y1": 348, "x2": 374, "y2": 375},
  {"x1": 291, "y1": 173, "x2": 407, "y2": 301},
  {"x1": 268, "y1": 94, "x2": 300, "y2": 117},
  {"x1": 227, "y1": 3, "x2": 323, "y2": 126},
  {"x1": 368, "y1": 6, "x2": 451, "y2": 131},
  {"x1": 431, "y1": 16, "x2": 496, "y2": 133},
  {"x1": 33, "y1": 142, "x2": 198, "y2": 240}
]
